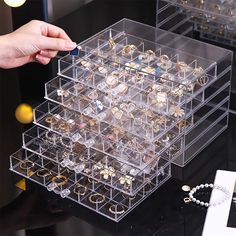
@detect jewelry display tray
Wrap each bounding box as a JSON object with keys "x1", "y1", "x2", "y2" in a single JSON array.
[
  {"x1": 10, "y1": 19, "x2": 232, "y2": 222},
  {"x1": 157, "y1": 0, "x2": 236, "y2": 47}
]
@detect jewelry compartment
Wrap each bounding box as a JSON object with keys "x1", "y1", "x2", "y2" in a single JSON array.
[
  {"x1": 22, "y1": 125, "x2": 173, "y2": 195},
  {"x1": 10, "y1": 148, "x2": 171, "y2": 222}
]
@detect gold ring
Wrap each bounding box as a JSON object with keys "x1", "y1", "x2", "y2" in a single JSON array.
[
  {"x1": 108, "y1": 36, "x2": 116, "y2": 49},
  {"x1": 87, "y1": 90, "x2": 99, "y2": 100},
  {"x1": 88, "y1": 193, "x2": 105, "y2": 204},
  {"x1": 214, "y1": 4, "x2": 221, "y2": 13},
  {"x1": 81, "y1": 60, "x2": 91, "y2": 69},
  {"x1": 176, "y1": 120, "x2": 189, "y2": 130},
  {"x1": 98, "y1": 66, "x2": 108, "y2": 74},
  {"x1": 160, "y1": 55, "x2": 169, "y2": 64},
  {"x1": 45, "y1": 131, "x2": 57, "y2": 142},
  {"x1": 74, "y1": 83, "x2": 84, "y2": 92},
  {"x1": 111, "y1": 127, "x2": 125, "y2": 136},
  {"x1": 19, "y1": 160, "x2": 34, "y2": 170},
  {"x1": 105, "y1": 75, "x2": 119, "y2": 87},
  {"x1": 36, "y1": 168, "x2": 52, "y2": 177},
  {"x1": 122, "y1": 44, "x2": 138, "y2": 55},
  {"x1": 139, "y1": 50, "x2": 156, "y2": 63},
  {"x1": 108, "y1": 204, "x2": 125, "y2": 215},
  {"x1": 88, "y1": 118, "x2": 98, "y2": 126},
  {"x1": 197, "y1": 75, "x2": 209, "y2": 86},
  {"x1": 45, "y1": 116, "x2": 58, "y2": 125},
  {"x1": 176, "y1": 61, "x2": 190, "y2": 72},
  {"x1": 116, "y1": 83, "x2": 128, "y2": 96},
  {"x1": 51, "y1": 175, "x2": 68, "y2": 186},
  {"x1": 156, "y1": 115, "x2": 168, "y2": 125},
  {"x1": 58, "y1": 122, "x2": 70, "y2": 133},
  {"x1": 131, "y1": 72, "x2": 145, "y2": 84},
  {"x1": 145, "y1": 50, "x2": 155, "y2": 61},
  {"x1": 73, "y1": 183, "x2": 87, "y2": 196},
  {"x1": 122, "y1": 193, "x2": 136, "y2": 201},
  {"x1": 193, "y1": 66, "x2": 204, "y2": 76}
]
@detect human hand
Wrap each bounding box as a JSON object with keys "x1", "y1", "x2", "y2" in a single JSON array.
[{"x1": 0, "y1": 20, "x2": 76, "y2": 69}]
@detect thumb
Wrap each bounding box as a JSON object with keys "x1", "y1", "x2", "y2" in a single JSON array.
[{"x1": 38, "y1": 36, "x2": 77, "y2": 51}]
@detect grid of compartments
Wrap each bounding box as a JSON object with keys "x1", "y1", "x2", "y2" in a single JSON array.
[
  {"x1": 10, "y1": 19, "x2": 232, "y2": 221},
  {"x1": 156, "y1": 0, "x2": 236, "y2": 46}
]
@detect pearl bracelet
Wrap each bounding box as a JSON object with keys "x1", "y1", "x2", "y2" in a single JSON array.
[{"x1": 184, "y1": 183, "x2": 230, "y2": 207}]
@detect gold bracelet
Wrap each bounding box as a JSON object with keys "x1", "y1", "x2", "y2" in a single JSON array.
[
  {"x1": 19, "y1": 160, "x2": 34, "y2": 170},
  {"x1": 36, "y1": 168, "x2": 52, "y2": 177},
  {"x1": 108, "y1": 204, "x2": 125, "y2": 215},
  {"x1": 51, "y1": 175, "x2": 68, "y2": 186},
  {"x1": 88, "y1": 193, "x2": 105, "y2": 204},
  {"x1": 73, "y1": 183, "x2": 87, "y2": 196}
]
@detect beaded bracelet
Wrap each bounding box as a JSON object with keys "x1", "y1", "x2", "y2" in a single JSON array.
[{"x1": 184, "y1": 183, "x2": 230, "y2": 207}]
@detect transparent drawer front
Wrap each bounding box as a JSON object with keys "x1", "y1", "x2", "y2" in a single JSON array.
[
  {"x1": 22, "y1": 126, "x2": 172, "y2": 196},
  {"x1": 33, "y1": 100, "x2": 185, "y2": 169},
  {"x1": 10, "y1": 149, "x2": 171, "y2": 222},
  {"x1": 173, "y1": 98, "x2": 229, "y2": 166},
  {"x1": 59, "y1": 30, "x2": 217, "y2": 102}
]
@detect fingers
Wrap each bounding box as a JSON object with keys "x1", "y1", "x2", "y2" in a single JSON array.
[
  {"x1": 39, "y1": 22, "x2": 77, "y2": 52},
  {"x1": 35, "y1": 54, "x2": 51, "y2": 65},
  {"x1": 38, "y1": 36, "x2": 76, "y2": 52},
  {"x1": 42, "y1": 22, "x2": 72, "y2": 41},
  {"x1": 39, "y1": 49, "x2": 58, "y2": 58},
  {"x1": 34, "y1": 49, "x2": 58, "y2": 65}
]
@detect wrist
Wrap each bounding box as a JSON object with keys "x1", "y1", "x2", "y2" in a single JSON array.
[{"x1": 0, "y1": 34, "x2": 13, "y2": 69}]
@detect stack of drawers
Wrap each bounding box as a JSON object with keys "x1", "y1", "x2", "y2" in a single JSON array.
[{"x1": 10, "y1": 19, "x2": 232, "y2": 221}]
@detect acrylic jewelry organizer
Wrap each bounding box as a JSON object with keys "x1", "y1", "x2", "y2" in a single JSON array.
[
  {"x1": 156, "y1": 0, "x2": 236, "y2": 47},
  {"x1": 10, "y1": 19, "x2": 232, "y2": 222}
]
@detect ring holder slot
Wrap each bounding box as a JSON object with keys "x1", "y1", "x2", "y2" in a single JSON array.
[{"x1": 10, "y1": 148, "x2": 171, "y2": 222}]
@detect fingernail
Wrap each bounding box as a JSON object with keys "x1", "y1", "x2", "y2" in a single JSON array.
[
  {"x1": 35, "y1": 54, "x2": 50, "y2": 65},
  {"x1": 65, "y1": 41, "x2": 77, "y2": 50},
  {"x1": 40, "y1": 50, "x2": 48, "y2": 57},
  {"x1": 35, "y1": 54, "x2": 42, "y2": 62}
]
